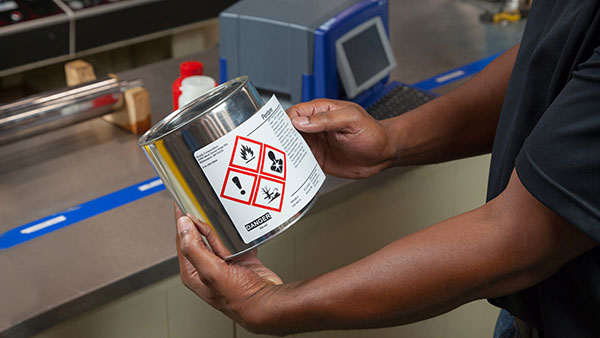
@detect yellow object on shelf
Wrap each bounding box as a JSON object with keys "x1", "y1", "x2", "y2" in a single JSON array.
[{"x1": 493, "y1": 11, "x2": 521, "y2": 23}]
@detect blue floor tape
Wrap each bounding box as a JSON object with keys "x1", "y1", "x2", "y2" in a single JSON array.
[
  {"x1": 0, "y1": 53, "x2": 501, "y2": 250},
  {"x1": 412, "y1": 52, "x2": 502, "y2": 91},
  {"x1": 0, "y1": 177, "x2": 165, "y2": 250}
]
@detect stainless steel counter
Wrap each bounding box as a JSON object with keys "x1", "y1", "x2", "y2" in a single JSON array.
[{"x1": 0, "y1": 1, "x2": 525, "y2": 336}]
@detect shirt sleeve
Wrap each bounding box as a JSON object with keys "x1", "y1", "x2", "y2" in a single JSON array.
[{"x1": 516, "y1": 45, "x2": 600, "y2": 242}]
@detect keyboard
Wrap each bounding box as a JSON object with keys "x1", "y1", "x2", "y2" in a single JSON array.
[{"x1": 367, "y1": 84, "x2": 436, "y2": 120}]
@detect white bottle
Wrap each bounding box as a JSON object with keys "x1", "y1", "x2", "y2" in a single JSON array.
[{"x1": 178, "y1": 75, "x2": 216, "y2": 108}]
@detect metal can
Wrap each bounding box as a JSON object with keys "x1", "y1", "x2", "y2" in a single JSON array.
[{"x1": 139, "y1": 76, "x2": 325, "y2": 259}]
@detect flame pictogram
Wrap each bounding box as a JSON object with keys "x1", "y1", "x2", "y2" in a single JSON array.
[{"x1": 240, "y1": 145, "x2": 255, "y2": 163}]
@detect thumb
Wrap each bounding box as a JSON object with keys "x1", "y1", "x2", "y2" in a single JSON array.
[{"x1": 291, "y1": 107, "x2": 363, "y2": 134}]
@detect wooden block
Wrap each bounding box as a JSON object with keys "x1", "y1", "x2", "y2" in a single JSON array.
[
  {"x1": 103, "y1": 87, "x2": 151, "y2": 134},
  {"x1": 65, "y1": 60, "x2": 97, "y2": 86},
  {"x1": 65, "y1": 59, "x2": 150, "y2": 134}
]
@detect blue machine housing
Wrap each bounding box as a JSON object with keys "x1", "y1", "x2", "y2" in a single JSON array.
[
  {"x1": 219, "y1": 0, "x2": 391, "y2": 106},
  {"x1": 310, "y1": 0, "x2": 390, "y2": 105}
]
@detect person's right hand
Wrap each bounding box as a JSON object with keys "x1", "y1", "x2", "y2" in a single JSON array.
[{"x1": 287, "y1": 99, "x2": 396, "y2": 179}]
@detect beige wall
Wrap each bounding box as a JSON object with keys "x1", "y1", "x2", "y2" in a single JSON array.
[{"x1": 35, "y1": 155, "x2": 500, "y2": 338}]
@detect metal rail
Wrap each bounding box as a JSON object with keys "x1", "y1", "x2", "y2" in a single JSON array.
[{"x1": 0, "y1": 78, "x2": 142, "y2": 145}]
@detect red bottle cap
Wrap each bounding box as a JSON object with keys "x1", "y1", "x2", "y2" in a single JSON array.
[{"x1": 180, "y1": 61, "x2": 203, "y2": 77}]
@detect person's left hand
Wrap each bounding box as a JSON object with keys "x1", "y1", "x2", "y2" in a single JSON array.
[{"x1": 174, "y1": 205, "x2": 283, "y2": 331}]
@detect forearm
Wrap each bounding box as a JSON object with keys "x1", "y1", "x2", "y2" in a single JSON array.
[
  {"x1": 384, "y1": 44, "x2": 519, "y2": 166},
  {"x1": 262, "y1": 207, "x2": 525, "y2": 334},
  {"x1": 252, "y1": 171, "x2": 595, "y2": 335}
]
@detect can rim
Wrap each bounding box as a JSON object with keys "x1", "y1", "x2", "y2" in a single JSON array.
[{"x1": 138, "y1": 76, "x2": 249, "y2": 146}]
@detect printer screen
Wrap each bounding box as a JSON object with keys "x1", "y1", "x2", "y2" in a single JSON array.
[
  {"x1": 343, "y1": 25, "x2": 390, "y2": 87},
  {"x1": 336, "y1": 16, "x2": 396, "y2": 99}
]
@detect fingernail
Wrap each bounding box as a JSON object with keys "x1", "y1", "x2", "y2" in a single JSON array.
[
  {"x1": 265, "y1": 276, "x2": 284, "y2": 285},
  {"x1": 293, "y1": 116, "x2": 310, "y2": 126},
  {"x1": 177, "y1": 216, "x2": 193, "y2": 234}
]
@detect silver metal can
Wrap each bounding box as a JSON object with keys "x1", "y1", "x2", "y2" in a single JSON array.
[{"x1": 139, "y1": 76, "x2": 322, "y2": 259}]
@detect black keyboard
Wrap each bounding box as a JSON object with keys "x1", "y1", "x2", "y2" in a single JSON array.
[{"x1": 367, "y1": 84, "x2": 436, "y2": 120}]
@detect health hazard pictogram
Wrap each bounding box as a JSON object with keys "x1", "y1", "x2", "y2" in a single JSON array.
[
  {"x1": 252, "y1": 176, "x2": 285, "y2": 212},
  {"x1": 229, "y1": 136, "x2": 262, "y2": 172},
  {"x1": 221, "y1": 136, "x2": 287, "y2": 212},
  {"x1": 220, "y1": 168, "x2": 257, "y2": 204}
]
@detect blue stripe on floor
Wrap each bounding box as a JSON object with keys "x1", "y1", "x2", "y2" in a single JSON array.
[
  {"x1": 0, "y1": 177, "x2": 165, "y2": 249},
  {"x1": 412, "y1": 52, "x2": 501, "y2": 91}
]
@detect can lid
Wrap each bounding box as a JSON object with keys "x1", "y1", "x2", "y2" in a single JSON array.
[{"x1": 138, "y1": 76, "x2": 249, "y2": 146}]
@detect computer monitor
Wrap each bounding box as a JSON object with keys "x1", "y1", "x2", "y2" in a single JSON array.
[{"x1": 335, "y1": 16, "x2": 397, "y2": 99}]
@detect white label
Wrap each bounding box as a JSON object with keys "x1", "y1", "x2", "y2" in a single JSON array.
[{"x1": 194, "y1": 96, "x2": 325, "y2": 244}]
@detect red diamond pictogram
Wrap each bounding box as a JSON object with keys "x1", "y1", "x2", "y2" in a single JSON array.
[
  {"x1": 252, "y1": 176, "x2": 285, "y2": 212},
  {"x1": 220, "y1": 168, "x2": 257, "y2": 205},
  {"x1": 260, "y1": 144, "x2": 286, "y2": 181},
  {"x1": 229, "y1": 136, "x2": 263, "y2": 173}
]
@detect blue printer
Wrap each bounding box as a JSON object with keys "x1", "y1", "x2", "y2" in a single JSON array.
[{"x1": 219, "y1": 0, "x2": 399, "y2": 107}]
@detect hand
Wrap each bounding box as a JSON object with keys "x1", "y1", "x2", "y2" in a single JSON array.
[
  {"x1": 174, "y1": 205, "x2": 283, "y2": 331},
  {"x1": 287, "y1": 99, "x2": 396, "y2": 178}
]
